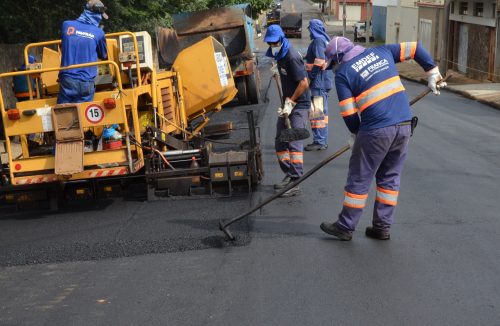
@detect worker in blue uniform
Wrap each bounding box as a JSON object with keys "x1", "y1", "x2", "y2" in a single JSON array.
[
  {"x1": 265, "y1": 25, "x2": 311, "y2": 197},
  {"x1": 304, "y1": 19, "x2": 333, "y2": 151},
  {"x1": 57, "y1": 0, "x2": 108, "y2": 104},
  {"x1": 320, "y1": 37, "x2": 446, "y2": 240}
]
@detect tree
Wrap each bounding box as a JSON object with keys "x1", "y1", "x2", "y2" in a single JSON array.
[{"x1": 0, "y1": 0, "x2": 273, "y2": 44}]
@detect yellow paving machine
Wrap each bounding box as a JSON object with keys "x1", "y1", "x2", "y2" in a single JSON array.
[{"x1": 0, "y1": 32, "x2": 263, "y2": 210}]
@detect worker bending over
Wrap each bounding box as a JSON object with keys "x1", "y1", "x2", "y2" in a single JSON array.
[
  {"x1": 320, "y1": 37, "x2": 446, "y2": 240},
  {"x1": 58, "y1": 0, "x2": 108, "y2": 104},
  {"x1": 265, "y1": 25, "x2": 311, "y2": 197},
  {"x1": 304, "y1": 19, "x2": 333, "y2": 151}
]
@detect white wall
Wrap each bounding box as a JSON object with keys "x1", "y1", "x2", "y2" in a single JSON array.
[
  {"x1": 386, "y1": 6, "x2": 419, "y2": 43},
  {"x1": 400, "y1": 0, "x2": 417, "y2": 8},
  {"x1": 373, "y1": 0, "x2": 397, "y2": 6}
]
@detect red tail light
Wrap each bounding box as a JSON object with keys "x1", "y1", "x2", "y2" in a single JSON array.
[
  {"x1": 103, "y1": 98, "x2": 116, "y2": 109},
  {"x1": 7, "y1": 109, "x2": 21, "y2": 120}
]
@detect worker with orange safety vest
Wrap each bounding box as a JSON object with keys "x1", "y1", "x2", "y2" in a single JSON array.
[
  {"x1": 319, "y1": 37, "x2": 446, "y2": 241},
  {"x1": 304, "y1": 19, "x2": 333, "y2": 151}
]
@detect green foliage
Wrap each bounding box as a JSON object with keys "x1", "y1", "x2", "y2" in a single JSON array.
[{"x1": 0, "y1": 0, "x2": 273, "y2": 44}]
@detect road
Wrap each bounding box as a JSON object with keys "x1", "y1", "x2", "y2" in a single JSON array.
[{"x1": 1, "y1": 0, "x2": 500, "y2": 325}]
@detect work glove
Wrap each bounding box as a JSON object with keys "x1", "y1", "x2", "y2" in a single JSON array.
[
  {"x1": 282, "y1": 98, "x2": 296, "y2": 116},
  {"x1": 270, "y1": 63, "x2": 279, "y2": 76},
  {"x1": 427, "y1": 67, "x2": 447, "y2": 95},
  {"x1": 348, "y1": 133, "x2": 356, "y2": 149},
  {"x1": 277, "y1": 107, "x2": 284, "y2": 117}
]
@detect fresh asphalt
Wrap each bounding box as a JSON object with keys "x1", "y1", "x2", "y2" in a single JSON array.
[{"x1": 1, "y1": 0, "x2": 500, "y2": 325}]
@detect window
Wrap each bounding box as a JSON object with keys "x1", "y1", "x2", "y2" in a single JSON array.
[
  {"x1": 459, "y1": 1, "x2": 468, "y2": 15},
  {"x1": 474, "y1": 2, "x2": 483, "y2": 17},
  {"x1": 451, "y1": 1, "x2": 455, "y2": 14}
]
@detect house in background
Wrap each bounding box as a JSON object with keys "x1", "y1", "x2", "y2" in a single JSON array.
[
  {"x1": 372, "y1": 0, "x2": 397, "y2": 41},
  {"x1": 447, "y1": 0, "x2": 497, "y2": 81},
  {"x1": 385, "y1": 0, "x2": 419, "y2": 43},
  {"x1": 417, "y1": 0, "x2": 445, "y2": 64},
  {"x1": 334, "y1": 0, "x2": 373, "y2": 22}
]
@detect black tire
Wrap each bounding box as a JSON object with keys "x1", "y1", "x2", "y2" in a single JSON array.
[
  {"x1": 370, "y1": 36, "x2": 375, "y2": 42},
  {"x1": 246, "y1": 73, "x2": 260, "y2": 104},
  {"x1": 236, "y1": 76, "x2": 248, "y2": 105},
  {"x1": 359, "y1": 37, "x2": 366, "y2": 43}
]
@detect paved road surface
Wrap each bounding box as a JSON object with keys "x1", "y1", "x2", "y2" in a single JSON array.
[{"x1": 1, "y1": 0, "x2": 499, "y2": 325}]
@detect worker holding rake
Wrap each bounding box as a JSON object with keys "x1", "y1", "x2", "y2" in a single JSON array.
[
  {"x1": 265, "y1": 25, "x2": 311, "y2": 198},
  {"x1": 320, "y1": 37, "x2": 446, "y2": 241}
]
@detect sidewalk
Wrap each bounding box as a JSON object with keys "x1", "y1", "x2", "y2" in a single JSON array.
[
  {"x1": 320, "y1": 14, "x2": 500, "y2": 110},
  {"x1": 398, "y1": 61, "x2": 500, "y2": 110}
]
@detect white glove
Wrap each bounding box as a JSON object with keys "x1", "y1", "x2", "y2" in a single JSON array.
[
  {"x1": 282, "y1": 98, "x2": 296, "y2": 116},
  {"x1": 270, "y1": 63, "x2": 279, "y2": 76},
  {"x1": 348, "y1": 133, "x2": 356, "y2": 149},
  {"x1": 277, "y1": 107, "x2": 284, "y2": 117},
  {"x1": 427, "y1": 67, "x2": 447, "y2": 95}
]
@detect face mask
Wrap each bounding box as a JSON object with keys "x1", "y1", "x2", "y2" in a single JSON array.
[{"x1": 271, "y1": 45, "x2": 282, "y2": 57}]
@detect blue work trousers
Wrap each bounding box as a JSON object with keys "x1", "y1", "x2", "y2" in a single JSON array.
[
  {"x1": 57, "y1": 75, "x2": 95, "y2": 104},
  {"x1": 310, "y1": 90, "x2": 329, "y2": 146},
  {"x1": 275, "y1": 108, "x2": 309, "y2": 179},
  {"x1": 336, "y1": 124, "x2": 411, "y2": 232}
]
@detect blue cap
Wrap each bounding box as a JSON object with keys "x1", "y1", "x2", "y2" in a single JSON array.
[
  {"x1": 264, "y1": 25, "x2": 285, "y2": 43},
  {"x1": 28, "y1": 55, "x2": 36, "y2": 64}
]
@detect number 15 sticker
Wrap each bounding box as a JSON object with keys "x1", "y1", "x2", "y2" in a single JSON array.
[{"x1": 85, "y1": 104, "x2": 104, "y2": 124}]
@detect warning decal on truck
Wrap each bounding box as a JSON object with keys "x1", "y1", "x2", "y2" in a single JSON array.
[
  {"x1": 214, "y1": 52, "x2": 229, "y2": 87},
  {"x1": 85, "y1": 104, "x2": 105, "y2": 124}
]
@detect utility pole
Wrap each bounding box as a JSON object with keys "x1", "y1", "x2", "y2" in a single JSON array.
[
  {"x1": 439, "y1": 0, "x2": 451, "y2": 75},
  {"x1": 342, "y1": 0, "x2": 347, "y2": 37},
  {"x1": 366, "y1": 0, "x2": 371, "y2": 44}
]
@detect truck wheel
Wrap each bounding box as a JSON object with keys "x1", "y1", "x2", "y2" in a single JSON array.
[
  {"x1": 236, "y1": 77, "x2": 248, "y2": 105},
  {"x1": 246, "y1": 73, "x2": 260, "y2": 104}
]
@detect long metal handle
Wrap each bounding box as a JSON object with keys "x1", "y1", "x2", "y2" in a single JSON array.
[
  {"x1": 409, "y1": 74, "x2": 452, "y2": 106},
  {"x1": 219, "y1": 74, "x2": 447, "y2": 240},
  {"x1": 220, "y1": 145, "x2": 351, "y2": 240},
  {"x1": 273, "y1": 73, "x2": 284, "y2": 107}
]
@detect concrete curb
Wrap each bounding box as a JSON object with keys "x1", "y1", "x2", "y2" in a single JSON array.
[{"x1": 399, "y1": 74, "x2": 500, "y2": 111}]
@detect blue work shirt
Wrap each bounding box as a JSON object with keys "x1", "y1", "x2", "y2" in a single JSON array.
[
  {"x1": 277, "y1": 45, "x2": 311, "y2": 106},
  {"x1": 335, "y1": 42, "x2": 435, "y2": 132},
  {"x1": 59, "y1": 20, "x2": 107, "y2": 82},
  {"x1": 306, "y1": 38, "x2": 333, "y2": 95}
]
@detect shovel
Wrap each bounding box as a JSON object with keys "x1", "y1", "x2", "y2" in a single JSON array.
[{"x1": 273, "y1": 73, "x2": 310, "y2": 143}]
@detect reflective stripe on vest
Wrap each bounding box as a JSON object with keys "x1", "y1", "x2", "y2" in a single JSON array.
[
  {"x1": 290, "y1": 151, "x2": 303, "y2": 164},
  {"x1": 355, "y1": 76, "x2": 405, "y2": 112},
  {"x1": 400, "y1": 42, "x2": 417, "y2": 62},
  {"x1": 343, "y1": 191, "x2": 368, "y2": 209},
  {"x1": 276, "y1": 151, "x2": 290, "y2": 162},
  {"x1": 339, "y1": 97, "x2": 358, "y2": 117},
  {"x1": 376, "y1": 187, "x2": 399, "y2": 206},
  {"x1": 311, "y1": 120, "x2": 325, "y2": 129},
  {"x1": 306, "y1": 58, "x2": 328, "y2": 71}
]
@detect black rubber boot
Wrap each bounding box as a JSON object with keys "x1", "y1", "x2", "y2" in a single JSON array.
[
  {"x1": 320, "y1": 222, "x2": 352, "y2": 241},
  {"x1": 365, "y1": 227, "x2": 390, "y2": 240}
]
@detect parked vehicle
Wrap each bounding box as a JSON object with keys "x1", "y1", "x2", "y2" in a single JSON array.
[
  {"x1": 280, "y1": 12, "x2": 302, "y2": 39},
  {"x1": 353, "y1": 21, "x2": 374, "y2": 43},
  {"x1": 158, "y1": 4, "x2": 260, "y2": 106}
]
